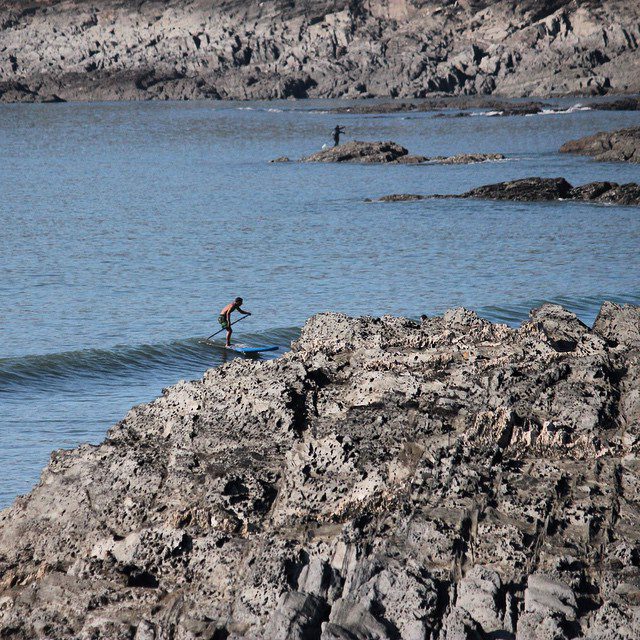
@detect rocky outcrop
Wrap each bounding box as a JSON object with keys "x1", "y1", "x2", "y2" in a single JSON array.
[
  {"x1": 301, "y1": 141, "x2": 427, "y2": 164},
  {"x1": 560, "y1": 127, "x2": 640, "y2": 163},
  {"x1": 1, "y1": 0, "x2": 640, "y2": 103},
  {"x1": 1, "y1": 302, "x2": 640, "y2": 639},
  {"x1": 460, "y1": 177, "x2": 574, "y2": 201},
  {"x1": 375, "y1": 177, "x2": 640, "y2": 204},
  {"x1": 296, "y1": 143, "x2": 502, "y2": 164}
]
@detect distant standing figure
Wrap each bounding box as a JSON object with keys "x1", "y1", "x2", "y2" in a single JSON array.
[
  {"x1": 333, "y1": 125, "x2": 346, "y2": 147},
  {"x1": 218, "y1": 297, "x2": 251, "y2": 347}
]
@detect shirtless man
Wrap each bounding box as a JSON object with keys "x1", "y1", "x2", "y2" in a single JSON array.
[{"x1": 218, "y1": 297, "x2": 251, "y2": 347}]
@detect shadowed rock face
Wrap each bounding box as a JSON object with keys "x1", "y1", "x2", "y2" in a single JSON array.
[
  {"x1": 1, "y1": 302, "x2": 640, "y2": 639},
  {"x1": 1, "y1": 0, "x2": 639, "y2": 102},
  {"x1": 560, "y1": 127, "x2": 640, "y2": 163}
]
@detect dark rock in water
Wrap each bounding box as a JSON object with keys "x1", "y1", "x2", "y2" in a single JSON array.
[
  {"x1": 429, "y1": 152, "x2": 505, "y2": 164},
  {"x1": 567, "y1": 181, "x2": 617, "y2": 200},
  {"x1": 1, "y1": 303, "x2": 640, "y2": 639},
  {"x1": 559, "y1": 127, "x2": 640, "y2": 163},
  {"x1": 462, "y1": 177, "x2": 573, "y2": 201},
  {"x1": 301, "y1": 141, "x2": 426, "y2": 164},
  {"x1": 569, "y1": 181, "x2": 640, "y2": 205},
  {"x1": 491, "y1": 101, "x2": 546, "y2": 116},
  {"x1": 372, "y1": 193, "x2": 427, "y2": 202},
  {"x1": 270, "y1": 156, "x2": 291, "y2": 163},
  {"x1": 376, "y1": 178, "x2": 640, "y2": 205},
  {"x1": 592, "y1": 97, "x2": 640, "y2": 111}
]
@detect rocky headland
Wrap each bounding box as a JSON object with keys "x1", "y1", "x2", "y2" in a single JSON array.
[
  {"x1": 1, "y1": 302, "x2": 640, "y2": 639},
  {"x1": 560, "y1": 127, "x2": 640, "y2": 164},
  {"x1": 371, "y1": 177, "x2": 640, "y2": 205},
  {"x1": 1, "y1": 0, "x2": 640, "y2": 103},
  {"x1": 274, "y1": 141, "x2": 504, "y2": 164}
]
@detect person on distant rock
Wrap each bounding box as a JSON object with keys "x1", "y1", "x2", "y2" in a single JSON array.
[
  {"x1": 333, "y1": 125, "x2": 346, "y2": 146},
  {"x1": 218, "y1": 297, "x2": 251, "y2": 347}
]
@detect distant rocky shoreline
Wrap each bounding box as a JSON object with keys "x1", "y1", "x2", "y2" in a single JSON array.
[
  {"x1": 1, "y1": 0, "x2": 640, "y2": 103},
  {"x1": 1, "y1": 302, "x2": 640, "y2": 639}
]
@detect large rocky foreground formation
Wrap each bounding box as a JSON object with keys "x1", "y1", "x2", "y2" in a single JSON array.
[
  {"x1": 2, "y1": 302, "x2": 640, "y2": 639},
  {"x1": 1, "y1": 0, "x2": 640, "y2": 102}
]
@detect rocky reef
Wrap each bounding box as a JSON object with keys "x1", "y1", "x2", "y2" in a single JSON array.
[
  {"x1": 1, "y1": 0, "x2": 640, "y2": 103},
  {"x1": 560, "y1": 127, "x2": 640, "y2": 164},
  {"x1": 372, "y1": 178, "x2": 640, "y2": 205},
  {"x1": 1, "y1": 302, "x2": 640, "y2": 639},
  {"x1": 280, "y1": 142, "x2": 503, "y2": 164}
]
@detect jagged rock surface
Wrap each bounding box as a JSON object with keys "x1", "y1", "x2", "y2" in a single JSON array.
[
  {"x1": 1, "y1": 0, "x2": 640, "y2": 103},
  {"x1": 560, "y1": 127, "x2": 640, "y2": 163},
  {"x1": 1, "y1": 302, "x2": 640, "y2": 639}
]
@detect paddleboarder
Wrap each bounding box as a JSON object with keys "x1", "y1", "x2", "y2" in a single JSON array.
[
  {"x1": 333, "y1": 125, "x2": 345, "y2": 146},
  {"x1": 218, "y1": 297, "x2": 251, "y2": 347}
]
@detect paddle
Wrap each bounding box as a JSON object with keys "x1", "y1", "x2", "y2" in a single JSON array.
[{"x1": 206, "y1": 314, "x2": 250, "y2": 340}]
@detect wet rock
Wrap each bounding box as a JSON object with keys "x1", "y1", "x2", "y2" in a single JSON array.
[
  {"x1": 401, "y1": 178, "x2": 640, "y2": 205},
  {"x1": 1, "y1": 302, "x2": 640, "y2": 638},
  {"x1": 560, "y1": 127, "x2": 640, "y2": 163},
  {"x1": 270, "y1": 156, "x2": 291, "y2": 163},
  {"x1": 461, "y1": 177, "x2": 574, "y2": 201},
  {"x1": 301, "y1": 141, "x2": 426, "y2": 164}
]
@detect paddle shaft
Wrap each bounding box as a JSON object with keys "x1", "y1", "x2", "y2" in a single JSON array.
[{"x1": 207, "y1": 314, "x2": 249, "y2": 340}]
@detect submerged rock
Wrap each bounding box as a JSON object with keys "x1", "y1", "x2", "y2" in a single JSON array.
[
  {"x1": 376, "y1": 178, "x2": 640, "y2": 205},
  {"x1": 1, "y1": 303, "x2": 640, "y2": 639},
  {"x1": 560, "y1": 127, "x2": 640, "y2": 163}
]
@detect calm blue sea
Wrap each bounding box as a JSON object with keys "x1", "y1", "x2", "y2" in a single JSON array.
[{"x1": 1, "y1": 98, "x2": 639, "y2": 506}]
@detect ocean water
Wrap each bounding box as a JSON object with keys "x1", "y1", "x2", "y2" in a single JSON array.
[{"x1": 1, "y1": 98, "x2": 639, "y2": 507}]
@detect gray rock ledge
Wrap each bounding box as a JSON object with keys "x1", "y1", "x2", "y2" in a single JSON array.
[{"x1": 1, "y1": 302, "x2": 640, "y2": 639}]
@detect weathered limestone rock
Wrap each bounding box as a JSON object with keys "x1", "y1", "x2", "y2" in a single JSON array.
[
  {"x1": 1, "y1": 0, "x2": 640, "y2": 102},
  {"x1": 560, "y1": 127, "x2": 640, "y2": 163},
  {"x1": 1, "y1": 302, "x2": 640, "y2": 638}
]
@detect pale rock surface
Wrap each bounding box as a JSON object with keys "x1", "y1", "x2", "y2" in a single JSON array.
[
  {"x1": 1, "y1": 0, "x2": 639, "y2": 102},
  {"x1": 1, "y1": 303, "x2": 640, "y2": 638}
]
